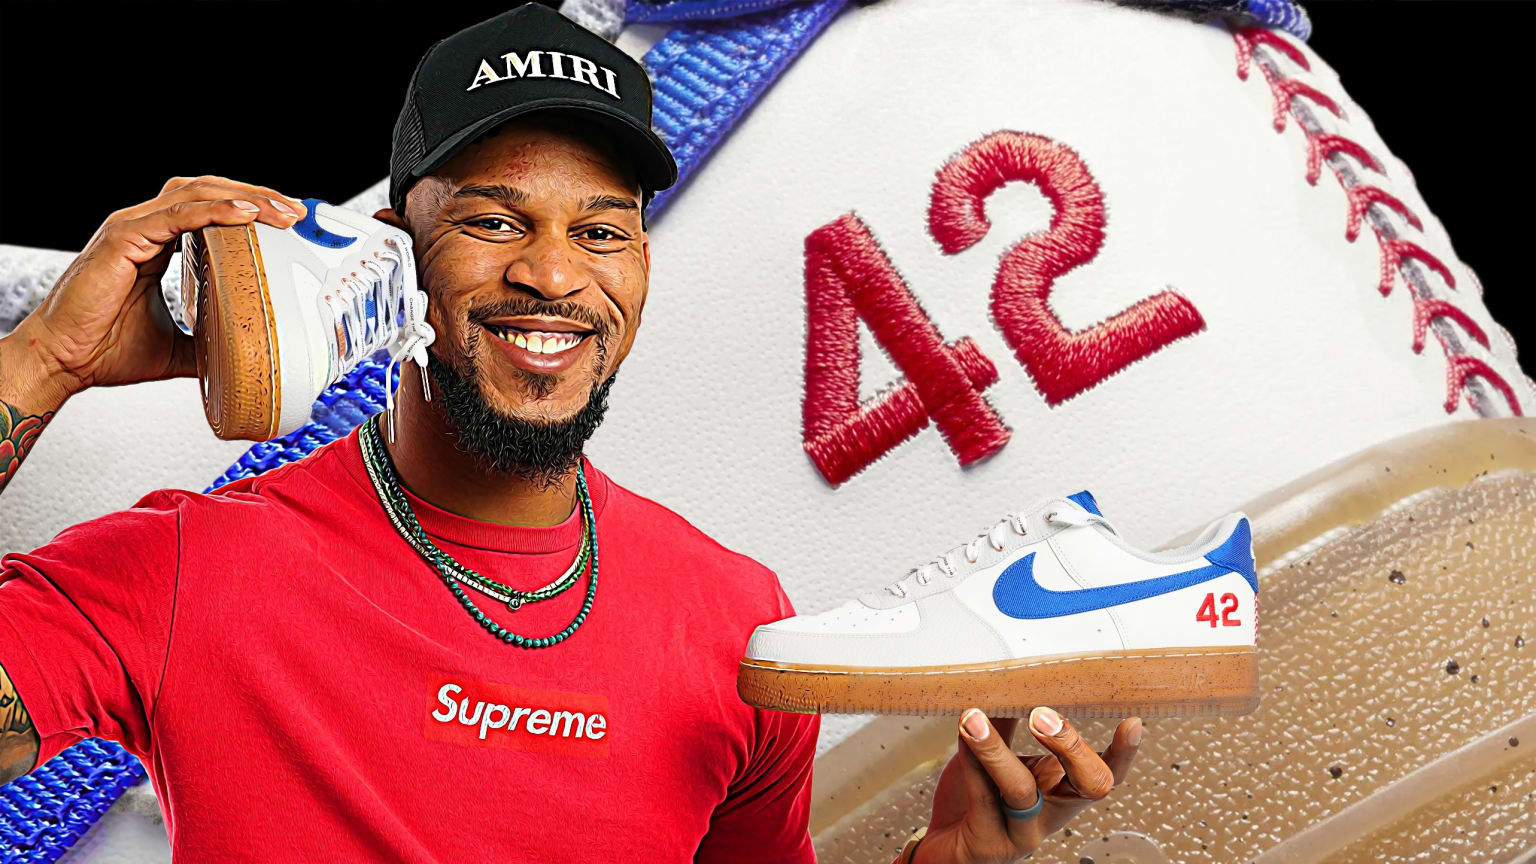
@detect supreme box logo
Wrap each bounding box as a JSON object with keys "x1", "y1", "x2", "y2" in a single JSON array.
[{"x1": 425, "y1": 678, "x2": 610, "y2": 759}]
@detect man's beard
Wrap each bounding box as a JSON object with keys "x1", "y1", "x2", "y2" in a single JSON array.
[{"x1": 427, "y1": 325, "x2": 615, "y2": 489}]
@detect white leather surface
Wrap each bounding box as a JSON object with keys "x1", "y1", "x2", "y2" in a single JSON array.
[
  {"x1": 745, "y1": 591, "x2": 1009, "y2": 667},
  {"x1": 754, "y1": 599, "x2": 919, "y2": 635},
  {"x1": 0, "y1": 1, "x2": 1530, "y2": 858}
]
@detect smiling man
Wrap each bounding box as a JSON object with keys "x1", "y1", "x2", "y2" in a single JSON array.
[{"x1": 0, "y1": 4, "x2": 1140, "y2": 862}]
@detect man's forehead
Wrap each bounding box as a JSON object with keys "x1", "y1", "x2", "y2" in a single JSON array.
[{"x1": 464, "y1": 118, "x2": 632, "y2": 175}]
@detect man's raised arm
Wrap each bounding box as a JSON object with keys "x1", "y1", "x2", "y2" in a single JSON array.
[{"x1": 0, "y1": 178, "x2": 307, "y2": 784}]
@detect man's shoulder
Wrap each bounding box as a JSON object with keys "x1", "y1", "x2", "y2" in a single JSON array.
[
  {"x1": 104, "y1": 433, "x2": 362, "y2": 535},
  {"x1": 600, "y1": 472, "x2": 793, "y2": 616}
]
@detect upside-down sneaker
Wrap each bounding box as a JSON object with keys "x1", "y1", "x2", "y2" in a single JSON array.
[
  {"x1": 178, "y1": 198, "x2": 435, "y2": 441},
  {"x1": 737, "y1": 492, "x2": 1259, "y2": 718}
]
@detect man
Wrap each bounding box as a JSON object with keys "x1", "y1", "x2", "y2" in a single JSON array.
[{"x1": 0, "y1": 5, "x2": 1140, "y2": 861}]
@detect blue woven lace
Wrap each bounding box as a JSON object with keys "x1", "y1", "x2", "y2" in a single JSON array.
[
  {"x1": 645, "y1": 0, "x2": 848, "y2": 216},
  {"x1": 2, "y1": 0, "x2": 1308, "y2": 857},
  {"x1": 0, "y1": 741, "x2": 144, "y2": 862}
]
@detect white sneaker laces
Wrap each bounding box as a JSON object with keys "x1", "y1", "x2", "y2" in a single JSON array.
[
  {"x1": 883, "y1": 505, "x2": 1110, "y2": 598},
  {"x1": 323, "y1": 235, "x2": 436, "y2": 442}
]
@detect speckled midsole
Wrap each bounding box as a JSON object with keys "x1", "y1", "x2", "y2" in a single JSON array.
[{"x1": 739, "y1": 646, "x2": 1259, "y2": 718}]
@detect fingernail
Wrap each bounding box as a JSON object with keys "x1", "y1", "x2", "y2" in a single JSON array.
[
  {"x1": 1128, "y1": 718, "x2": 1143, "y2": 747},
  {"x1": 270, "y1": 198, "x2": 299, "y2": 217},
  {"x1": 1031, "y1": 706, "x2": 1063, "y2": 736},
  {"x1": 232, "y1": 200, "x2": 260, "y2": 213},
  {"x1": 961, "y1": 708, "x2": 989, "y2": 740}
]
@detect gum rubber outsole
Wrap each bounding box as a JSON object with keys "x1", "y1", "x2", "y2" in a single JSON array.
[
  {"x1": 807, "y1": 418, "x2": 1536, "y2": 864},
  {"x1": 182, "y1": 225, "x2": 280, "y2": 441},
  {"x1": 737, "y1": 647, "x2": 1260, "y2": 718}
]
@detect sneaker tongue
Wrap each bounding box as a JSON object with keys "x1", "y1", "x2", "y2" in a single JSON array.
[
  {"x1": 1066, "y1": 490, "x2": 1102, "y2": 516},
  {"x1": 1039, "y1": 490, "x2": 1117, "y2": 535}
]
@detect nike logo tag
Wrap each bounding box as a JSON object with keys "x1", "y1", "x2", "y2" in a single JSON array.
[{"x1": 992, "y1": 552, "x2": 1236, "y2": 619}]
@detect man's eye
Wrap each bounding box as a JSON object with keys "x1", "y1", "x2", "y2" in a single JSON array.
[
  {"x1": 471, "y1": 217, "x2": 516, "y2": 232},
  {"x1": 578, "y1": 227, "x2": 621, "y2": 242}
]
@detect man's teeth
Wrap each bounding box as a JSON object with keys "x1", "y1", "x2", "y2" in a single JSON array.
[{"x1": 489, "y1": 326, "x2": 587, "y2": 355}]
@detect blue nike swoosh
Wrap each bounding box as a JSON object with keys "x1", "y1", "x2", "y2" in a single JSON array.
[
  {"x1": 294, "y1": 198, "x2": 357, "y2": 249},
  {"x1": 992, "y1": 552, "x2": 1237, "y2": 619}
]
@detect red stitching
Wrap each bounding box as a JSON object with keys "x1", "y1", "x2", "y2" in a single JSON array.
[
  {"x1": 1233, "y1": 27, "x2": 1522, "y2": 416},
  {"x1": 928, "y1": 131, "x2": 1205, "y2": 406},
  {"x1": 802, "y1": 213, "x2": 1010, "y2": 486},
  {"x1": 1446, "y1": 355, "x2": 1522, "y2": 415},
  {"x1": 1377, "y1": 237, "x2": 1456, "y2": 297},
  {"x1": 1413, "y1": 298, "x2": 1487, "y2": 354},
  {"x1": 1307, "y1": 133, "x2": 1380, "y2": 186},
  {"x1": 1344, "y1": 186, "x2": 1421, "y2": 242},
  {"x1": 1234, "y1": 27, "x2": 1309, "y2": 79},
  {"x1": 1266, "y1": 78, "x2": 1341, "y2": 133}
]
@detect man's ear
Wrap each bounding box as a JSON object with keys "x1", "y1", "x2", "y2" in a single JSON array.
[{"x1": 374, "y1": 208, "x2": 408, "y2": 231}]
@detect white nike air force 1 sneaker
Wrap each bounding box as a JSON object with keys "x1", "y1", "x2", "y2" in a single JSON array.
[
  {"x1": 738, "y1": 491, "x2": 1259, "y2": 718},
  {"x1": 179, "y1": 199, "x2": 435, "y2": 441}
]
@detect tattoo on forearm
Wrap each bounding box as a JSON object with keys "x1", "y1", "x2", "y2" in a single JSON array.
[
  {"x1": 0, "y1": 341, "x2": 62, "y2": 493},
  {"x1": 0, "y1": 665, "x2": 39, "y2": 784},
  {"x1": 0, "y1": 400, "x2": 53, "y2": 494}
]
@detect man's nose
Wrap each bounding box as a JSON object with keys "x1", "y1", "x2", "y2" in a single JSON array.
[{"x1": 504, "y1": 232, "x2": 584, "y2": 300}]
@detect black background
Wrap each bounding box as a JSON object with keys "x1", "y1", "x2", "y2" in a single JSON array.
[{"x1": 1, "y1": 1, "x2": 1529, "y2": 369}]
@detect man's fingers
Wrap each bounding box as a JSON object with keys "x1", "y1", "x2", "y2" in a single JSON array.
[
  {"x1": 155, "y1": 183, "x2": 306, "y2": 230},
  {"x1": 118, "y1": 176, "x2": 307, "y2": 227},
  {"x1": 1101, "y1": 717, "x2": 1144, "y2": 787},
  {"x1": 959, "y1": 709, "x2": 1041, "y2": 813},
  {"x1": 109, "y1": 200, "x2": 267, "y2": 264},
  {"x1": 955, "y1": 718, "x2": 1003, "y2": 817},
  {"x1": 1026, "y1": 706, "x2": 1115, "y2": 800}
]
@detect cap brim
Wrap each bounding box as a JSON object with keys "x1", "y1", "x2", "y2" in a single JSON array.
[{"x1": 410, "y1": 97, "x2": 678, "y2": 196}]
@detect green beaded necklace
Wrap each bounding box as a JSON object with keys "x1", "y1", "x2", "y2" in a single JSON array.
[{"x1": 358, "y1": 415, "x2": 598, "y2": 648}]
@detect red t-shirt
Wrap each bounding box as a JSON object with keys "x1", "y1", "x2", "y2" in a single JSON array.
[{"x1": 0, "y1": 429, "x2": 818, "y2": 862}]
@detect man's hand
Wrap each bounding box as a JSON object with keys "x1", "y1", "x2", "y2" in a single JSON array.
[
  {"x1": 911, "y1": 706, "x2": 1142, "y2": 864},
  {"x1": 7, "y1": 176, "x2": 306, "y2": 400}
]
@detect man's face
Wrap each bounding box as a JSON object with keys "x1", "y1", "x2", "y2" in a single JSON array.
[{"x1": 395, "y1": 117, "x2": 649, "y2": 428}]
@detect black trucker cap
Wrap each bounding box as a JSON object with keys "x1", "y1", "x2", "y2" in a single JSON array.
[{"x1": 389, "y1": 2, "x2": 678, "y2": 215}]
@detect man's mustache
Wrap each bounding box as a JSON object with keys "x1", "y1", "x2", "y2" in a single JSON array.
[{"x1": 465, "y1": 298, "x2": 611, "y2": 335}]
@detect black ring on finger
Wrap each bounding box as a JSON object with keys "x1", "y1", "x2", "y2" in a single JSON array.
[{"x1": 1002, "y1": 789, "x2": 1044, "y2": 821}]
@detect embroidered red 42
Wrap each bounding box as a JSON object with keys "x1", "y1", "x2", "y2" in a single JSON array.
[
  {"x1": 802, "y1": 130, "x2": 1207, "y2": 486},
  {"x1": 802, "y1": 214, "x2": 1011, "y2": 487}
]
